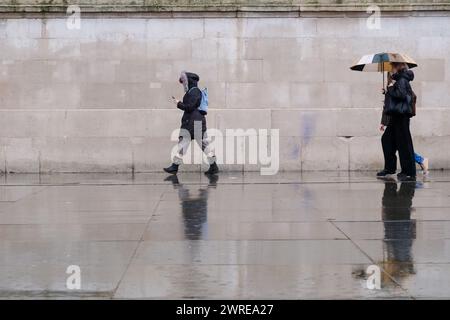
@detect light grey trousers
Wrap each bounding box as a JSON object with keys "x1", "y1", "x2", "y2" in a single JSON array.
[{"x1": 173, "y1": 132, "x2": 216, "y2": 165}]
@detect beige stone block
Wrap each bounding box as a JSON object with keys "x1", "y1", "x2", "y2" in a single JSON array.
[
  {"x1": 357, "y1": 17, "x2": 400, "y2": 38},
  {"x1": 337, "y1": 108, "x2": 381, "y2": 137},
  {"x1": 6, "y1": 60, "x2": 51, "y2": 83},
  {"x1": 115, "y1": 61, "x2": 153, "y2": 83},
  {"x1": 5, "y1": 19, "x2": 41, "y2": 39},
  {"x1": 147, "y1": 39, "x2": 192, "y2": 60},
  {"x1": 49, "y1": 60, "x2": 80, "y2": 83},
  {"x1": 0, "y1": 111, "x2": 65, "y2": 138},
  {"x1": 300, "y1": 137, "x2": 349, "y2": 171},
  {"x1": 399, "y1": 17, "x2": 450, "y2": 38},
  {"x1": 226, "y1": 82, "x2": 290, "y2": 108},
  {"x1": 191, "y1": 38, "x2": 244, "y2": 60},
  {"x1": 350, "y1": 82, "x2": 386, "y2": 108},
  {"x1": 0, "y1": 83, "x2": 21, "y2": 108},
  {"x1": 81, "y1": 81, "x2": 174, "y2": 110},
  {"x1": 217, "y1": 59, "x2": 263, "y2": 82},
  {"x1": 81, "y1": 83, "x2": 127, "y2": 108},
  {"x1": 146, "y1": 19, "x2": 204, "y2": 39},
  {"x1": 319, "y1": 38, "x2": 354, "y2": 61},
  {"x1": 146, "y1": 109, "x2": 181, "y2": 138},
  {"x1": 0, "y1": 38, "x2": 40, "y2": 60},
  {"x1": 207, "y1": 109, "x2": 271, "y2": 132},
  {"x1": 278, "y1": 136, "x2": 302, "y2": 171},
  {"x1": 271, "y1": 110, "x2": 337, "y2": 137},
  {"x1": 40, "y1": 137, "x2": 133, "y2": 173},
  {"x1": 263, "y1": 59, "x2": 324, "y2": 82},
  {"x1": 45, "y1": 18, "x2": 97, "y2": 39},
  {"x1": 290, "y1": 82, "x2": 351, "y2": 108},
  {"x1": 20, "y1": 83, "x2": 80, "y2": 109},
  {"x1": 130, "y1": 82, "x2": 180, "y2": 109},
  {"x1": 316, "y1": 18, "x2": 360, "y2": 37},
  {"x1": 94, "y1": 19, "x2": 147, "y2": 41},
  {"x1": 81, "y1": 39, "x2": 146, "y2": 61},
  {"x1": 411, "y1": 109, "x2": 450, "y2": 137},
  {"x1": 152, "y1": 60, "x2": 178, "y2": 82},
  {"x1": 132, "y1": 137, "x2": 175, "y2": 172},
  {"x1": 414, "y1": 59, "x2": 446, "y2": 82},
  {"x1": 0, "y1": 145, "x2": 5, "y2": 173},
  {"x1": 1, "y1": 138, "x2": 39, "y2": 173},
  {"x1": 63, "y1": 110, "x2": 149, "y2": 138},
  {"x1": 241, "y1": 18, "x2": 316, "y2": 38},
  {"x1": 416, "y1": 37, "x2": 450, "y2": 59},
  {"x1": 0, "y1": 20, "x2": 6, "y2": 39},
  {"x1": 46, "y1": 39, "x2": 81, "y2": 59},
  {"x1": 204, "y1": 18, "x2": 240, "y2": 38},
  {"x1": 243, "y1": 38, "x2": 304, "y2": 60},
  {"x1": 349, "y1": 136, "x2": 384, "y2": 171},
  {"x1": 80, "y1": 60, "x2": 117, "y2": 83},
  {"x1": 171, "y1": 60, "x2": 219, "y2": 82},
  {"x1": 324, "y1": 59, "x2": 381, "y2": 85},
  {"x1": 413, "y1": 136, "x2": 450, "y2": 170},
  {"x1": 133, "y1": 137, "x2": 201, "y2": 172},
  {"x1": 421, "y1": 82, "x2": 450, "y2": 108},
  {"x1": 204, "y1": 82, "x2": 227, "y2": 108}
]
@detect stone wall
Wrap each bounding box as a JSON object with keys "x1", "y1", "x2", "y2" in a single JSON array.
[{"x1": 0, "y1": 4, "x2": 449, "y2": 172}]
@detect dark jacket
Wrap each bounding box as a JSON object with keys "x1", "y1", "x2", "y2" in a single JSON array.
[
  {"x1": 381, "y1": 69, "x2": 414, "y2": 125},
  {"x1": 177, "y1": 72, "x2": 206, "y2": 137}
]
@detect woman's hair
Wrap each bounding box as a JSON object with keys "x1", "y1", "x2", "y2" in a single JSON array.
[{"x1": 391, "y1": 62, "x2": 408, "y2": 71}]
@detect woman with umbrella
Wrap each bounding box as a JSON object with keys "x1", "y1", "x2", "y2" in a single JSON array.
[
  {"x1": 379, "y1": 62, "x2": 416, "y2": 181},
  {"x1": 351, "y1": 53, "x2": 423, "y2": 181}
]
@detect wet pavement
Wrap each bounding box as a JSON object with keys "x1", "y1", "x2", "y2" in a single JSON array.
[{"x1": 1, "y1": 171, "x2": 450, "y2": 299}]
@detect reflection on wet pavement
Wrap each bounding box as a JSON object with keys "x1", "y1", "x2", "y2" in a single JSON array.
[{"x1": 1, "y1": 172, "x2": 450, "y2": 298}]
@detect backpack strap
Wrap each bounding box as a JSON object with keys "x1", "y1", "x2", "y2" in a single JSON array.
[{"x1": 187, "y1": 86, "x2": 200, "y2": 93}]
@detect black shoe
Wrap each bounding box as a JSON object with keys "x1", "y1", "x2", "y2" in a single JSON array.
[
  {"x1": 398, "y1": 174, "x2": 416, "y2": 182},
  {"x1": 163, "y1": 163, "x2": 179, "y2": 174},
  {"x1": 164, "y1": 175, "x2": 179, "y2": 185},
  {"x1": 377, "y1": 170, "x2": 395, "y2": 177},
  {"x1": 205, "y1": 162, "x2": 219, "y2": 175}
]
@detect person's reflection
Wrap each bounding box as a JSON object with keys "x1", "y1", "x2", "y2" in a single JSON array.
[
  {"x1": 381, "y1": 181, "x2": 417, "y2": 285},
  {"x1": 164, "y1": 175, "x2": 218, "y2": 298},
  {"x1": 165, "y1": 174, "x2": 218, "y2": 240}
]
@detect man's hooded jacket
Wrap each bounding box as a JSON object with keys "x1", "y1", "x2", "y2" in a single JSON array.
[{"x1": 177, "y1": 71, "x2": 206, "y2": 138}]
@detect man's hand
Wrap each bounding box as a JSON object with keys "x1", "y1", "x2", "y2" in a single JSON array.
[{"x1": 171, "y1": 96, "x2": 180, "y2": 104}]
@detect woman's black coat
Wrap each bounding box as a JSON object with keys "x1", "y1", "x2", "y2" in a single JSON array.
[{"x1": 382, "y1": 69, "x2": 414, "y2": 121}]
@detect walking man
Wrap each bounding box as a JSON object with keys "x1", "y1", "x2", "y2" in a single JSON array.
[{"x1": 164, "y1": 71, "x2": 219, "y2": 175}]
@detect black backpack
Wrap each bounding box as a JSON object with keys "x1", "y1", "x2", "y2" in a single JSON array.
[
  {"x1": 386, "y1": 82, "x2": 416, "y2": 117},
  {"x1": 410, "y1": 88, "x2": 417, "y2": 117}
]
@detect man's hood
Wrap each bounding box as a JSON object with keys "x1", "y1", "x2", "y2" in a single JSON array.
[
  {"x1": 180, "y1": 71, "x2": 199, "y2": 90},
  {"x1": 393, "y1": 69, "x2": 414, "y2": 82}
]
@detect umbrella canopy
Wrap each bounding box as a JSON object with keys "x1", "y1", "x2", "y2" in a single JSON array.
[{"x1": 350, "y1": 52, "x2": 418, "y2": 72}]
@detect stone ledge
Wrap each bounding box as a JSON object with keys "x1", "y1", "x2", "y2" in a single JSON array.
[{"x1": 1, "y1": 1, "x2": 449, "y2": 17}]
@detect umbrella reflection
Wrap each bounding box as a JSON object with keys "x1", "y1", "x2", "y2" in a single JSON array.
[{"x1": 381, "y1": 181, "x2": 417, "y2": 286}]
